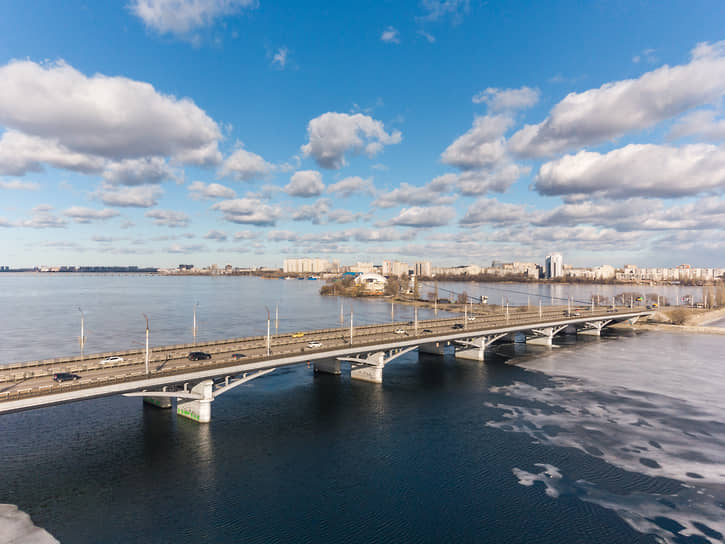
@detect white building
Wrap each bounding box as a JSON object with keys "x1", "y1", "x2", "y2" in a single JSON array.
[
  {"x1": 545, "y1": 254, "x2": 563, "y2": 278},
  {"x1": 415, "y1": 261, "x2": 432, "y2": 277},
  {"x1": 354, "y1": 273, "x2": 387, "y2": 293},
  {"x1": 283, "y1": 258, "x2": 330, "y2": 274}
]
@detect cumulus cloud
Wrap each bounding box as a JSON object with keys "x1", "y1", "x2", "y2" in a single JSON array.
[
  {"x1": 233, "y1": 230, "x2": 256, "y2": 240},
  {"x1": 97, "y1": 185, "x2": 164, "y2": 207},
  {"x1": 534, "y1": 143, "x2": 725, "y2": 199},
  {"x1": 301, "y1": 112, "x2": 402, "y2": 169},
  {"x1": 0, "y1": 60, "x2": 221, "y2": 166},
  {"x1": 460, "y1": 198, "x2": 528, "y2": 227},
  {"x1": 668, "y1": 109, "x2": 725, "y2": 142},
  {"x1": 455, "y1": 163, "x2": 530, "y2": 195},
  {"x1": 63, "y1": 206, "x2": 120, "y2": 223},
  {"x1": 103, "y1": 157, "x2": 180, "y2": 186},
  {"x1": 0, "y1": 130, "x2": 104, "y2": 176},
  {"x1": 373, "y1": 181, "x2": 456, "y2": 208},
  {"x1": 327, "y1": 176, "x2": 375, "y2": 197},
  {"x1": 20, "y1": 205, "x2": 67, "y2": 229},
  {"x1": 349, "y1": 227, "x2": 416, "y2": 242},
  {"x1": 130, "y1": 0, "x2": 257, "y2": 35},
  {"x1": 327, "y1": 209, "x2": 364, "y2": 224},
  {"x1": 203, "y1": 229, "x2": 227, "y2": 241},
  {"x1": 0, "y1": 179, "x2": 39, "y2": 190},
  {"x1": 291, "y1": 198, "x2": 330, "y2": 223},
  {"x1": 212, "y1": 198, "x2": 282, "y2": 226},
  {"x1": 509, "y1": 40, "x2": 725, "y2": 157},
  {"x1": 285, "y1": 170, "x2": 325, "y2": 197},
  {"x1": 218, "y1": 145, "x2": 273, "y2": 181},
  {"x1": 441, "y1": 115, "x2": 513, "y2": 170},
  {"x1": 188, "y1": 181, "x2": 236, "y2": 200},
  {"x1": 267, "y1": 230, "x2": 298, "y2": 242},
  {"x1": 381, "y1": 26, "x2": 400, "y2": 44},
  {"x1": 472, "y1": 86, "x2": 540, "y2": 111},
  {"x1": 145, "y1": 209, "x2": 191, "y2": 227},
  {"x1": 388, "y1": 205, "x2": 456, "y2": 227}
]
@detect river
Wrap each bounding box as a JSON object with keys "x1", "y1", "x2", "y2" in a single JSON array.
[{"x1": 1, "y1": 274, "x2": 723, "y2": 543}]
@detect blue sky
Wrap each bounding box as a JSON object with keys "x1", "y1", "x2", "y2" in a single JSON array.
[{"x1": 1, "y1": 0, "x2": 725, "y2": 269}]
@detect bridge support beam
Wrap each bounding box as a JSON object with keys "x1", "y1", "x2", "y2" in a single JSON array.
[
  {"x1": 314, "y1": 358, "x2": 341, "y2": 375},
  {"x1": 177, "y1": 380, "x2": 213, "y2": 423},
  {"x1": 578, "y1": 320, "x2": 612, "y2": 337},
  {"x1": 527, "y1": 325, "x2": 568, "y2": 346},
  {"x1": 143, "y1": 396, "x2": 172, "y2": 409},
  {"x1": 350, "y1": 352, "x2": 384, "y2": 384},
  {"x1": 454, "y1": 334, "x2": 507, "y2": 362},
  {"x1": 418, "y1": 342, "x2": 446, "y2": 356}
]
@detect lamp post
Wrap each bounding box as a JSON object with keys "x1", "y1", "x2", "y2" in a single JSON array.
[
  {"x1": 265, "y1": 306, "x2": 271, "y2": 356},
  {"x1": 193, "y1": 302, "x2": 198, "y2": 345},
  {"x1": 350, "y1": 309, "x2": 354, "y2": 345},
  {"x1": 143, "y1": 313, "x2": 149, "y2": 375},
  {"x1": 78, "y1": 307, "x2": 86, "y2": 360},
  {"x1": 275, "y1": 304, "x2": 279, "y2": 334}
]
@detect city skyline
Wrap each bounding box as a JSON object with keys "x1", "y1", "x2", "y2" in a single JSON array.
[{"x1": 2, "y1": 2, "x2": 725, "y2": 268}]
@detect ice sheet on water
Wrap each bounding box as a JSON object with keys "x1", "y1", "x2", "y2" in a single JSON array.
[{"x1": 0, "y1": 504, "x2": 58, "y2": 544}]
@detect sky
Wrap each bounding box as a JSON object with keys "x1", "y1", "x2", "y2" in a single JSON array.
[{"x1": 1, "y1": 0, "x2": 725, "y2": 269}]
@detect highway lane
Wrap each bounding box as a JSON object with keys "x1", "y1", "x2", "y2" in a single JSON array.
[{"x1": 0, "y1": 306, "x2": 637, "y2": 401}]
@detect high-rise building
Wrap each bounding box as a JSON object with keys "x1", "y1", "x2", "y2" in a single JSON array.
[
  {"x1": 415, "y1": 261, "x2": 432, "y2": 277},
  {"x1": 283, "y1": 258, "x2": 330, "y2": 274},
  {"x1": 545, "y1": 253, "x2": 563, "y2": 278}
]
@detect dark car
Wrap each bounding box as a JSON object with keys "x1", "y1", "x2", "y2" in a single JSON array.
[
  {"x1": 188, "y1": 352, "x2": 212, "y2": 361},
  {"x1": 231, "y1": 353, "x2": 246, "y2": 360},
  {"x1": 452, "y1": 323, "x2": 464, "y2": 329},
  {"x1": 422, "y1": 329, "x2": 433, "y2": 333},
  {"x1": 53, "y1": 372, "x2": 80, "y2": 383}
]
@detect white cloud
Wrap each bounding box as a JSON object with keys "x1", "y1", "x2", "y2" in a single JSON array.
[
  {"x1": 455, "y1": 163, "x2": 529, "y2": 195},
  {"x1": 188, "y1": 181, "x2": 236, "y2": 200},
  {"x1": 509, "y1": 40, "x2": 725, "y2": 157},
  {"x1": 460, "y1": 198, "x2": 528, "y2": 227},
  {"x1": 327, "y1": 176, "x2": 375, "y2": 197},
  {"x1": 417, "y1": 30, "x2": 435, "y2": 43},
  {"x1": 301, "y1": 112, "x2": 402, "y2": 169},
  {"x1": 472, "y1": 86, "x2": 540, "y2": 112},
  {"x1": 0, "y1": 179, "x2": 39, "y2": 190},
  {"x1": 441, "y1": 115, "x2": 512, "y2": 170},
  {"x1": 285, "y1": 170, "x2": 325, "y2": 197},
  {"x1": 212, "y1": 198, "x2": 282, "y2": 226},
  {"x1": 271, "y1": 47, "x2": 289, "y2": 69},
  {"x1": 145, "y1": 209, "x2": 191, "y2": 227},
  {"x1": 291, "y1": 198, "x2": 330, "y2": 224},
  {"x1": 233, "y1": 230, "x2": 257, "y2": 240},
  {"x1": 668, "y1": 109, "x2": 725, "y2": 142},
  {"x1": 373, "y1": 181, "x2": 456, "y2": 208},
  {"x1": 0, "y1": 60, "x2": 221, "y2": 164},
  {"x1": 129, "y1": 0, "x2": 257, "y2": 35},
  {"x1": 327, "y1": 209, "x2": 364, "y2": 224},
  {"x1": 167, "y1": 243, "x2": 207, "y2": 254},
  {"x1": 0, "y1": 130, "x2": 104, "y2": 176},
  {"x1": 97, "y1": 185, "x2": 164, "y2": 208},
  {"x1": 535, "y1": 143, "x2": 725, "y2": 199},
  {"x1": 350, "y1": 227, "x2": 415, "y2": 242},
  {"x1": 267, "y1": 230, "x2": 298, "y2": 242},
  {"x1": 632, "y1": 48, "x2": 657, "y2": 64},
  {"x1": 103, "y1": 157, "x2": 180, "y2": 186},
  {"x1": 20, "y1": 205, "x2": 67, "y2": 229},
  {"x1": 381, "y1": 26, "x2": 400, "y2": 44},
  {"x1": 418, "y1": 0, "x2": 470, "y2": 23},
  {"x1": 218, "y1": 145, "x2": 273, "y2": 181},
  {"x1": 64, "y1": 207, "x2": 120, "y2": 223},
  {"x1": 388, "y1": 205, "x2": 456, "y2": 227},
  {"x1": 203, "y1": 229, "x2": 227, "y2": 241}
]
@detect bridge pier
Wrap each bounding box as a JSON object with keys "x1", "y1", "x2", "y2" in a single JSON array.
[
  {"x1": 143, "y1": 396, "x2": 172, "y2": 409},
  {"x1": 314, "y1": 358, "x2": 341, "y2": 375},
  {"x1": 418, "y1": 342, "x2": 446, "y2": 356},
  {"x1": 527, "y1": 325, "x2": 568, "y2": 346},
  {"x1": 177, "y1": 380, "x2": 214, "y2": 423},
  {"x1": 350, "y1": 352, "x2": 385, "y2": 384},
  {"x1": 454, "y1": 334, "x2": 507, "y2": 361},
  {"x1": 577, "y1": 319, "x2": 612, "y2": 337}
]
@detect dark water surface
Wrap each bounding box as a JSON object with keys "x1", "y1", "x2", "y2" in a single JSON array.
[{"x1": 1, "y1": 275, "x2": 723, "y2": 543}]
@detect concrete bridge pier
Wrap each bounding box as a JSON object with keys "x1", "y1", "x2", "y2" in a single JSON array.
[
  {"x1": 338, "y1": 346, "x2": 418, "y2": 384},
  {"x1": 177, "y1": 380, "x2": 214, "y2": 423},
  {"x1": 314, "y1": 358, "x2": 341, "y2": 375},
  {"x1": 577, "y1": 319, "x2": 612, "y2": 337},
  {"x1": 454, "y1": 334, "x2": 507, "y2": 362},
  {"x1": 527, "y1": 325, "x2": 568, "y2": 346},
  {"x1": 418, "y1": 341, "x2": 446, "y2": 356}
]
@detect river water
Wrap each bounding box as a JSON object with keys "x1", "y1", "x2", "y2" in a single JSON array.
[{"x1": 1, "y1": 274, "x2": 723, "y2": 543}]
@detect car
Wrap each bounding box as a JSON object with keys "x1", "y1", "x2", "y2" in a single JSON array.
[
  {"x1": 394, "y1": 328, "x2": 407, "y2": 335},
  {"x1": 292, "y1": 332, "x2": 305, "y2": 338},
  {"x1": 188, "y1": 351, "x2": 212, "y2": 361},
  {"x1": 452, "y1": 323, "x2": 464, "y2": 329},
  {"x1": 231, "y1": 353, "x2": 246, "y2": 360},
  {"x1": 422, "y1": 329, "x2": 433, "y2": 333},
  {"x1": 565, "y1": 311, "x2": 581, "y2": 317},
  {"x1": 467, "y1": 316, "x2": 476, "y2": 321},
  {"x1": 100, "y1": 356, "x2": 123, "y2": 364},
  {"x1": 53, "y1": 372, "x2": 80, "y2": 383},
  {"x1": 307, "y1": 341, "x2": 322, "y2": 348}
]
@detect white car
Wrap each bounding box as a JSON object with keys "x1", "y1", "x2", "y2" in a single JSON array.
[
  {"x1": 307, "y1": 341, "x2": 322, "y2": 348},
  {"x1": 100, "y1": 356, "x2": 123, "y2": 364},
  {"x1": 394, "y1": 328, "x2": 407, "y2": 335},
  {"x1": 467, "y1": 316, "x2": 476, "y2": 321}
]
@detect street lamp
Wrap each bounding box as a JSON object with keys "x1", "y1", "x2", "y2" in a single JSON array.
[
  {"x1": 143, "y1": 313, "x2": 150, "y2": 375},
  {"x1": 78, "y1": 307, "x2": 86, "y2": 360},
  {"x1": 193, "y1": 302, "x2": 199, "y2": 345},
  {"x1": 265, "y1": 306, "x2": 271, "y2": 356}
]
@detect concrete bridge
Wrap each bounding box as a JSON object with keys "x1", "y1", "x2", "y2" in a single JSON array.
[{"x1": 0, "y1": 306, "x2": 651, "y2": 422}]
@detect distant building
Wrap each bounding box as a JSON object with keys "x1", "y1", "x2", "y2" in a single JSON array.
[
  {"x1": 348, "y1": 262, "x2": 374, "y2": 274},
  {"x1": 354, "y1": 272, "x2": 387, "y2": 293},
  {"x1": 545, "y1": 254, "x2": 563, "y2": 278},
  {"x1": 382, "y1": 260, "x2": 409, "y2": 276},
  {"x1": 283, "y1": 258, "x2": 330, "y2": 274},
  {"x1": 415, "y1": 261, "x2": 432, "y2": 277}
]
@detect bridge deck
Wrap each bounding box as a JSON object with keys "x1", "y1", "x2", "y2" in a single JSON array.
[{"x1": 0, "y1": 306, "x2": 650, "y2": 414}]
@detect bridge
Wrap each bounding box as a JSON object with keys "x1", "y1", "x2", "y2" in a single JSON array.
[{"x1": 0, "y1": 305, "x2": 651, "y2": 422}]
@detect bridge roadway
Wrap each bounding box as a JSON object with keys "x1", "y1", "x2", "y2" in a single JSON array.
[{"x1": 0, "y1": 306, "x2": 651, "y2": 420}]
